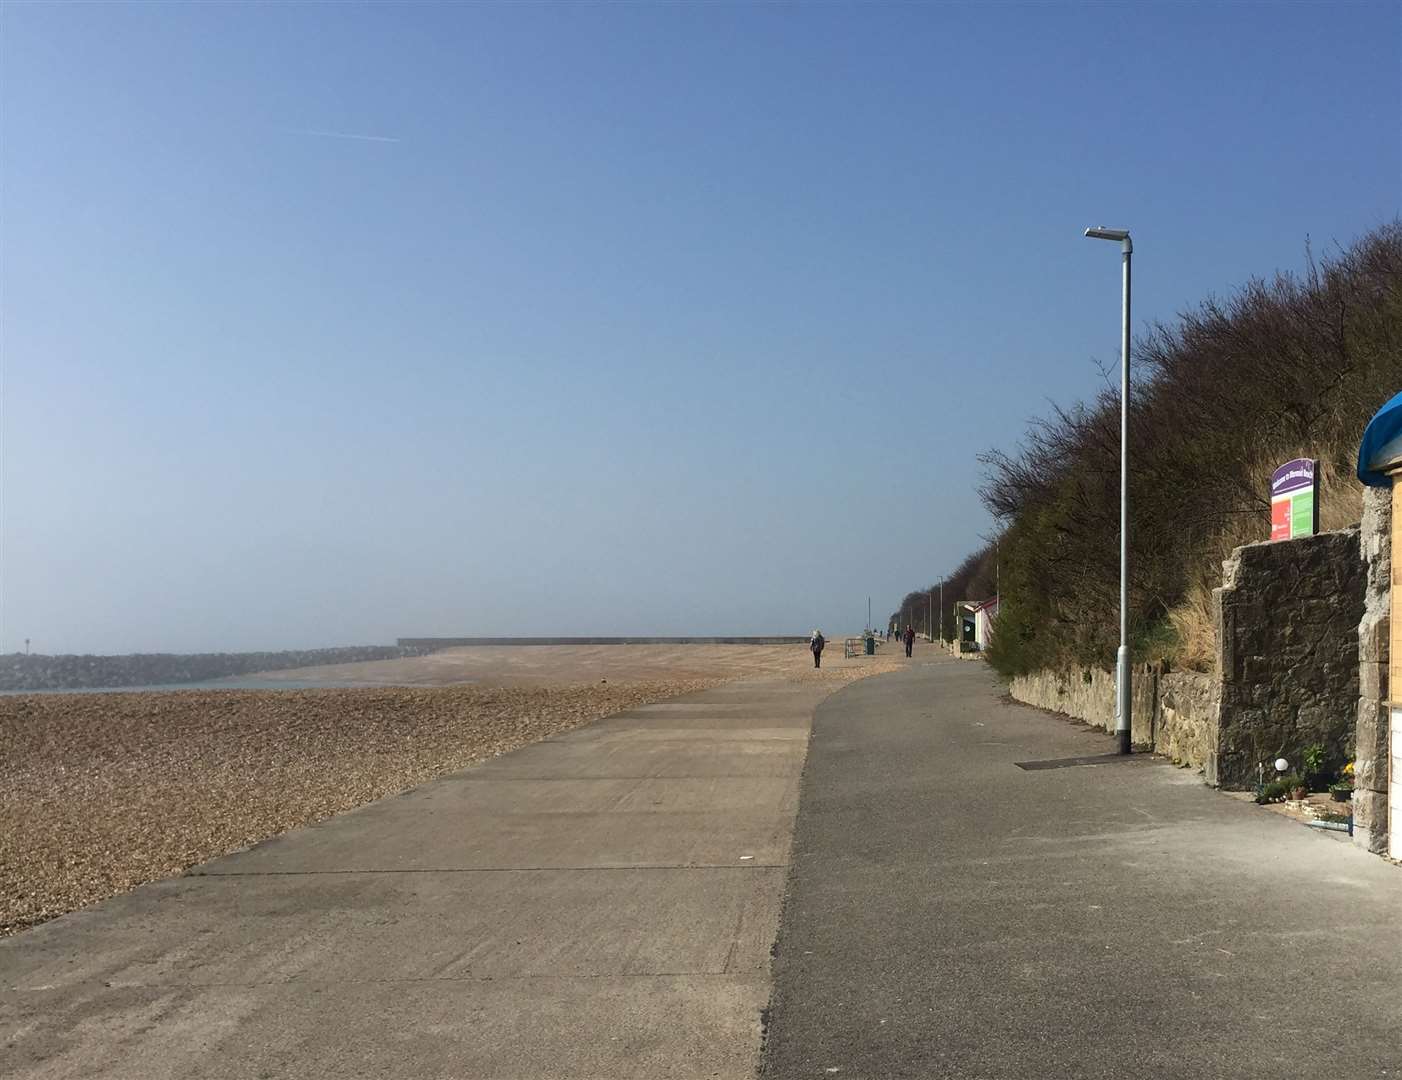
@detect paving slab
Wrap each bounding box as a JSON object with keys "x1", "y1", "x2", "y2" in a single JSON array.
[
  {"x1": 4, "y1": 977, "x2": 768, "y2": 1080},
  {"x1": 5, "y1": 868, "x2": 783, "y2": 987},
  {"x1": 1, "y1": 676, "x2": 833, "y2": 1080},
  {"x1": 388, "y1": 775, "x2": 802, "y2": 813},
  {"x1": 466, "y1": 735, "x2": 806, "y2": 779},
  {"x1": 198, "y1": 807, "x2": 795, "y2": 872}
]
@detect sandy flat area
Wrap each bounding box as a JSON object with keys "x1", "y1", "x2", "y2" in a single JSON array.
[
  {"x1": 235, "y1": 639, "x2": 890, "y2": 687},
  {"x1": 1, "y1": 640, "x2": 903, "y2": 936}
]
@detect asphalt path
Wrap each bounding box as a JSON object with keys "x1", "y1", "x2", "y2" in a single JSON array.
[{"x1": 762, "y1": 656, "x2": 1402, "y2": 1079}]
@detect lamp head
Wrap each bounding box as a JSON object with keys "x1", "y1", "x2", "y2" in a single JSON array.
[{"x1": 1085, "y1": 226, "x2": 1132, "y2": 252}]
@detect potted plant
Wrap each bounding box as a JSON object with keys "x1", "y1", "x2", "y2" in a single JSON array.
[
  {"x1": 1329, "y1": 762, "x2": 1355, "y2": 802},
  {"x1": 1301, "y1": 743, "x2": 1328, "y2": 791}
]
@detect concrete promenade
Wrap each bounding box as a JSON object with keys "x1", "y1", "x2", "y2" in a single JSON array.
[
  {"x1": 762, "y1": 655, "x2": 1402, "y2": 1078},
  {"x1": 2, "y1": 677, "x2": 832, "y2": 1079},
  {"x1": 10, "y1": 646, "x2": 1399, "y2": 1079}
]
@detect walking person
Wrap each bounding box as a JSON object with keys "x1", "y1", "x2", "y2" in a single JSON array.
[
  {"x1": 810, "y1": 630, "x2": 825, "y2": 669},
  {"x1": 904, "y1": 623, "x2": 915, "y2": 658}
]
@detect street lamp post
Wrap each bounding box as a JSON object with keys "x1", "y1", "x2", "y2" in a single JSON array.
[{"x1": 1085, "y1": 225, "x2": 1133, "y2": 756}]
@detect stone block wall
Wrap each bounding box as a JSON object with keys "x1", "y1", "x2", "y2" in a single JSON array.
[
  {"x1": 1010, "y1": 527, "x2": 1367, "y2": 792},
  {"x1": 1212, "y1": 528, "x2": 1364, "y2": 788},
  {"x1": 1008, "y1": 665, "x2": 1179, "y2": 758},
  {"x1": 1354, "y1": 487, "x2": 1391, "y2": 855},
  {"x1": 1155, "y1": 670, "x2": 1219, "y2": 774},
  {"x1": 1007, "y1": 666, "x2": 1113, "y2": 728}
]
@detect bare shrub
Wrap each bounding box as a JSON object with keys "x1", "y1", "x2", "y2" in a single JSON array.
[{"x1": 961, "y1": 221, "x2": 1402, "y2": 675}]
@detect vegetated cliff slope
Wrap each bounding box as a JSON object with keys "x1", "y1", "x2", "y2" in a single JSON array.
[{"x1": 913, "y1": 221, "x2": 1402, "y2": 675}]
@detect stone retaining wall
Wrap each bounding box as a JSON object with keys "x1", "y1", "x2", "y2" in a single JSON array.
[
  {"x1": 1009, "y1": 665, "x2": 1212, "y2": 769},
  {"x1": 1155, "y1": 671, "x2": 1219, "y2": 773},
  {"x1": 1010, "y1": 526, "x2": 1365, "y2": 790}
]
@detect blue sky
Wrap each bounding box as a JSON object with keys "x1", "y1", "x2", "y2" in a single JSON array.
[{"x1": 2, "y1": 1, "x2": 1398, "y2": 653}]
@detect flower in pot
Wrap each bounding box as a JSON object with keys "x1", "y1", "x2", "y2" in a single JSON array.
[{"x1": 1289, "y1": 784, "x2": 1309, "y2": 802}]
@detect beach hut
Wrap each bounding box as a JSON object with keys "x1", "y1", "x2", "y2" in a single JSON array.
[
  {"x1": 953, "y1": 598, "x2": 999, "y2": 652},
  {"x1": 971, "y1": 597, "x2": 1000, "y2": 651}
]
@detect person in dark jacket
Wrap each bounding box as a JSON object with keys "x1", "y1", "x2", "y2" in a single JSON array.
[
  {"x1": 810, "y1": 630, "x2": 825, "y2": 669},
  {"x1": 904, "y1": 624, "x2": 915, "y2": 658}
]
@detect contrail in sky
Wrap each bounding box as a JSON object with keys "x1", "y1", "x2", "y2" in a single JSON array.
[{"x1": 284, "y1": 128, "x2": 401, "y2": 143}]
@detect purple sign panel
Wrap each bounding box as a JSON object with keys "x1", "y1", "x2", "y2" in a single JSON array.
[
  {"x1": 1270, "y1": 458, "x2": 1318, "y2": 542},
  {"x1": 1271, "y1": 458, "x2": 1316, "y2": 497}
]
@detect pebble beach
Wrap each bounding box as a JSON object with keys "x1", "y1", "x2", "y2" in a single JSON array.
[{"x1": 1, "y1": 641, "x2": 902, "y2": 935}]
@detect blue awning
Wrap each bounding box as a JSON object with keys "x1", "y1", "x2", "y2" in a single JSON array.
[{"x1": 1357, "y1": 391, "x2": 1402, "y2": 487}]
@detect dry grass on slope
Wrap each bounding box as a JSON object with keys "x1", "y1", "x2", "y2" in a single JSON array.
[{"x1": 1166, "y1": 456, "x2": 1365, "y2": 671}]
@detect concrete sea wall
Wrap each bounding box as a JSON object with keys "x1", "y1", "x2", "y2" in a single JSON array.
[{"x1": 397, "y1": 636, "x2": 811, "y2": 647}]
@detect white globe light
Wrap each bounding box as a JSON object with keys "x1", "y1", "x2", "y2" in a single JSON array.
[{"x1": 1274, "y1": 758, "x2": 1290, "y2": 773}]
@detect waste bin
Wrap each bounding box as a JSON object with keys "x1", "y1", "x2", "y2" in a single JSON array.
[{"x1": 864, "y1": 635, "x2": 875, "y2": 656}]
